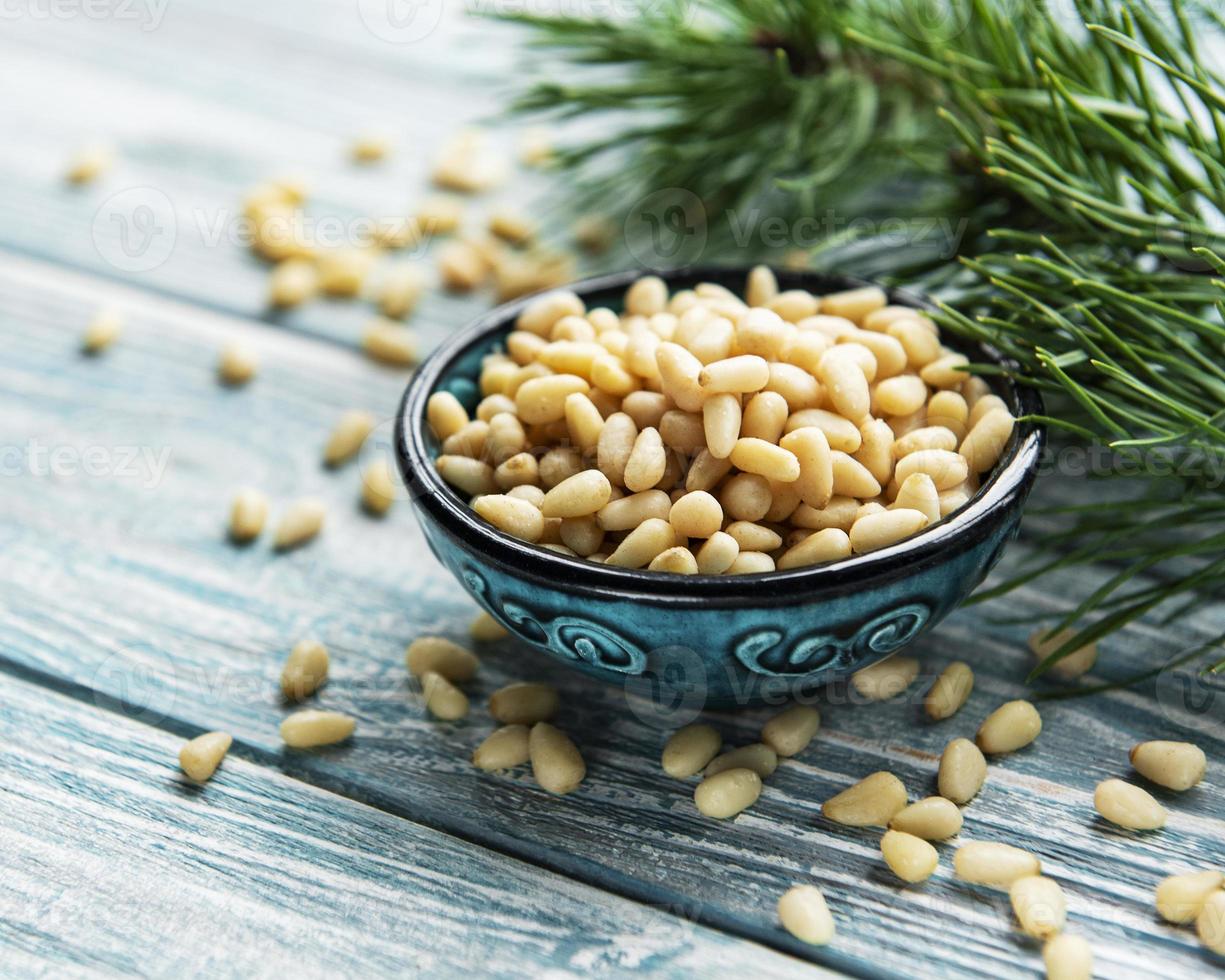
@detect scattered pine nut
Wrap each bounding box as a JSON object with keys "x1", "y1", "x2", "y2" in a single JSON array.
[
  {"x1": 822, "y1": 771, "x2": 907, "y2": 826},
  {"x1": 324, "y1": 410, "x2": 376, "y2": 467},
  {"x1": 880, "y1": 830, "x2": 939, "y2": 883},
  {"x1": 1129, "y1": 740, "x2": 1206, "y2": 791},
  {"x1": 924, "y1": 661, "x2": 973, "y2": 721},
  {"x1": 489, "y1": 682, "x2": 559, "y2": 725},
  {"x1": 1155, "y1": 869, "x2": 1224, "y2": 924},
  {"x1": 280, "y1": 709, "x2": 355, "y2": 748},
  {"x1": 661, "y1": 724, "x2": 722, "y2": 778},
  {"x1": 406, "y1": 636, "x2": 478, "y2": 682},
  {"x1": 217, "y1": 341, "x2": 258, "y2": 386},
  {"x1": 82, "y1": 309, "x2": 122, "y2": 354},
  {"x1": 695, "y1": 767, "x2": 762, "y2": 819},
  {"x1": 362, "y1": 319, "x2": 418, "y2": 366},
  {"x1": 705, "y1": 743, "x2": 778, "y2": 779},
  {"x1": 889, "y1": 796, "x2": 963, "y2": 840},
  {"x1": 361, "y1": 459, "x2": 398, "y2": 516},
  {"x1": 1094, "y1": 778, "x2": 1167, "y2": 831},
  {"x1": 280, "y1": 639, "x2": 329, "y2": 701},
  {"x1": 432, "y1": 129, "x2": 507, "y2": 193},
  {"x1": 229, "y1": 488, "x2": 269, "y2": 543},
  {"x1": 422, "y1": 670, "x2": 469, "y2": 720},
  {"x1": 438, "y1": 240, "x2": 490, "y2": 292},
  {"x1": 178, "y1": 731, "x2": 232, "y2": 783},
  {"x1": 489, "y1": 208, "x2": 535, "y2": 245},
  {"x1": 268, "y1": 258, "x2": 318, "y2": 308},
  {"x1": 469, "y1": 610, "x2": 509, "y2": 642},
  {"x1": 377, "y1": 263, "x2": 426, "y2": 319},
  {"x1": 1010, "y1": 875, "x2": 1066, "y2": 939},
  {"x1": 1196, "y1": 890, "x2": 1225, "y2": 955},
  {"x1": 976, "y1": 700, "x2": 1041, "y2": 754},
  {"x1": 65, "y1": 143, "x2": 113, "y2": 184},
  {"x1": 938, "y1": 737, "x2": 987, "y2": 805},
  {"x1": 473, "y1": 725, "x2": 530, "y2": 771},
  {"x1": 351, "y1": 134, "x2": 391, "y2": 163},
  {"x1": 760, "y1": 704, "x2": 820, "y2": 758},
  {"x1": 953, "y1": 841, "x2": 1041, "y2": 888},
  {"x1": 1028, "y1": 627, "x2": 1097, "y2": 680},
  {"x1": 1043, "y1": 934, "x2": 1093, "y2": 980},
  {"x1": 273, "y1": 498, "x2": 325, "y2": 550},
  {"x1": 529, "y1": 722, "x2": 585, "y2": 795},
  {"x1": 417, "y1": 196, "x2": 464, "y2": 236},
  {"x1": 850, "y1": 656, "x2": 920, "y2": 701},
  {"x1": 317, "y1": 247, "x2": 374, "y2": 297},
  {"x1": 777, "y1": 884, "x2": 835, "y2": 946}
]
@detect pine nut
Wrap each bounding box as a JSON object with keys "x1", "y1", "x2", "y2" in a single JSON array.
[
  {"x1": 1043, "y1": 934, "x2": 1093, "y2": 980},
  {"x1": 777, "y1": 527, "x2": 851, "y2": 569},
  {"x1": 960, "y1": 407, "x2": 1015, "y2": 473},
  {"x1": 851, "y1": 656, "x2": 920, "y2": 701},
  {"x1": 538, "y1": 447, "x2": 583, "y2": 488},
  {"x1": 924, "y1": 661, "x2": 973, "y2": 721},
  {"x1": 926, "y1": 390, "x2": 968, "y2": 441},
  {"x1": 782, "y1": 331, "x2": 832, "y2": 375},
  {"x1": 730, "y1": 438, "x2": 801, "y2": 482},
  {"x1": 831, "y1": 451, "x2": 881, "y2": 498},
  {"x1": 655, "y1": 342, "x2": 705, "y2": 412},
  {"x1": 702, "y1": 393, "x2": 741, "y2": 459},
  {"x1": 473, "y1": 724, "x2": 530, "y2": 771},
  {"x1": 699, "y1": 355, "x2": 770, "y2": 394},
  {"x1": 820, "y1": 286, "x2": 886, "y2": 324},
  {"x1": 685, "y1": 449, "x2": 733, "y2": 492},
  {"x1": 761, "y1": 704, "x2": 820, "y2": 757},
  {"x1": 605, "y1": 518, "x2": 675, "y2": 568},
  {"x1": 725, "y1": 521, "x2": 782, "y2": 553},
  {"x1": 280, "y1": 710, "x2": 356, "y2": 748},
  {"x1": 1200, "y1": 891, "x2": 1225, "y2": 956},
  {"x1": 893, "y1": 426, "x2": 958, "y2": 459},
  {"x1": 785, "y1": 409, "x2": 862, "y2": 451},
  {"x1": 889, "y1": 796, "x2": 963, "y2": 840},
  {"x1": 179, "y1": 731, "x2": 232, "y2": 783},
  {"x1": 422, "y1": 670, "x2": 469, "y2": 720},
  {"x1": 705, "y1": 743, "x2": 778, "y2": 779},
  {"x1": 281, "y1": 639, "x2": 329, "y2": 701},
  {"x1": 597, "y1": 412, "x2": 638, "y2": 486},
  {"x1": 417, "y1": 195, "x2": 464, "y2": 235},
  {"x1": 777, "y1": 885, "x2": 835, "y2": 945},
  {"x1": 818, "y1": 349, "x2": 870, "y2": 421},
  {"x1": 968, "y1": 392, "x2": 1008, "y2": 429},
  {"x1": 1155, "y1": 870, "x2": 1224, "y2": 923},
  {"x1": 919, "y1": 353, "x2": 970, "y2": 389},
  {"x1": 737, "y1": 307, "x2": 789, "y2": 359},
  {"x1": 516, "y1": 374, "x2": 590, "y2": 425},
  {"x1": 938, "y1": 738, "x2": 987, "y2": 804},
  {"x1": 720, "y1": 472, "x2": 773, "y2": 522},
  {"x1": 437, "y1": 455, "x2": 498, "y2": 497},
  {"x1": 489, "y1": 207, "x2": 535, "y2": 245},
  {"x1": 745, "y1": 265, "x2": 778, "y2": 307},
  {"x1": 438, "y1": 240, "x2": 489, "y2": 292},
  {"x1": 470, "y1": 610, "x2": 509, "y2": 642},
  {"x1": 669, "y1": 490, "x2": 723, "y2": 538},
  {"x1": 850, "y1": 508, "x2": 927, "y2": 553},
  {"x1": 626, "y1": 275, "x2": 668, "y2": 316},
  {"x1": 780, "y1": 427, "x2": 833, "y2": 509},
  {"x1": 727, "y1": 551, "x2": 776, "y2": 574},
  {"x1": 518, "y1": 291, "x2": 585, "y2": 336},
  {"x1": 861, "y1": 305, "x2": 921, "y2": 332},
  {"x1": 622, "y1": 391, "x2": 669, "y2": 430},
  {"x1": 218, "y1": 341, "x2": 258, "y2": 385},
  {"x1": 894, "y1": 448, "x2": 968, "y2": 491},
  {"x1": 273, "y1": 498, "x2": 325, "y2": 550},
  {"x1": 82, "y1": 309, "x2": 123, "y2": 353},
  {"x1": 888, "y1": 318, "x2": 941, "y2": 367},
  {"x1": 765, "y1": 362, "x2": 822, "y2": 411},
  {"x1": 229, "y1": 488, "x2": 269, "y2": 542},
  {"x1": 269, "y1": 256, "x2": 318, "y2": 311},
  {"x1": 363, "y1": 319, "x2": 418, "y2": 366},
  {"x1": 953, "y1": 841, "x2": 1040, "y2": 888},
  {"x1": 406, "y1": 636, "x2": 479, "y2": 682},
  {"x1": 662, "y1": 724, "x2": 723, "y2": 778},
  {"x1": 976, "y1": 700, "x2": 1042, "y2": 754},
  {"x1": 318, "y1": 247, "x2": 374, "y2": 296},
  {"x1": 377, "y1": 263, "x2": 425, "y2": 319},
  {"x1": 361, "y1": 459, "x2": 398, "y2": 515},
  {"x1": 881, "y1": 830, "x2": 939, "y2": 883},
  {"x1": 1028, "y1": 627, "x2": 1097, "y2": 680},
  {"x1": 427, "y1": 392, "x2": 469, "y2": 441},
  {"x1": 65, "y1": 143, "x2": 113, "y2": 183},
  {"x1": 894, "y1": 472, "x2": 941, "y2": 525},
  {"x1": 473, "y1": 494, "x2": 545, "y2": 542},
  {"x1": 1094, "y1": 778, "x2": 1167, "y2": 830},
  {"x1": 324, "y1": 410, "x2": 376, "y2": 467},
  {"x1": 558, "y1": 515, "x2": 603, "y2": 556},
  {"x1": 443, "y1": 420, "x2": 489, "y2": 459},
  {"x1": 822, "y1": 771, "x2": 907, "y2": 826},
  {"x1": 765, "y1": 289, "x2": 818, "y2": 323},
  {"x1": 529, "y1": 722, "x2": 586, "y2": 795},
  {"x1": 696, "y1": 531, "x2": 740, "y2": 574},
  {"x1": 597, "y1": 489, "x2": 671, "y2": 531},
  {"x1": 1130, "y1": 740, "x2": 1206, "y2": 791},
  {"x1": 541, "y1": 470, "x2": 612, "y2": 518},
  {"x1": 624, "y1": 426, "x2": 668, "y2": 491},
  {"x1": 507, "y1": 484, "x2": 545, "y2": 507},
  {"x1": 494, "y1": 451, "x2": 537, "y2": 489},
  {"x1": 792, "y1": 495, "x2": 859, "y2": 532},
  {"x1": 695, "y1": 768, "x2": 762, "y2": 818},
  {"x1": 1010, "y1": 876, "x2": 1066, "y2": 939},
  {"x1": 490, "y1": 682, "x2": 559, "y2": 725}
]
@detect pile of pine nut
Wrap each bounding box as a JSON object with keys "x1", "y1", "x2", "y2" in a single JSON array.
[{"x1": 429, "y1": 270, "x2": 1016, "y2": 573}]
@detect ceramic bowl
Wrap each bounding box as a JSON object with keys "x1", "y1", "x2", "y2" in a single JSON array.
[{"x1": 395, "y1": 268, "x2": 1043, "y2": 708}]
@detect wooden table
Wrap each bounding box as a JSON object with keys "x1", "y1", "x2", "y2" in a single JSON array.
[{"x1": 1, "y1": 4, "x2": 1222, "y2": 977}]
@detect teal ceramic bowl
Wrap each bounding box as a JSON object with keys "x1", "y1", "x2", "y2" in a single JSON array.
[{"x1": 395, "y1": 268, "x2": 1043, "y2": 709}]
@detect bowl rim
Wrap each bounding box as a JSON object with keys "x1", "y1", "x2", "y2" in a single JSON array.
[{"x1": 395, "y1": 266, "x2": 1044, "y2": 606}]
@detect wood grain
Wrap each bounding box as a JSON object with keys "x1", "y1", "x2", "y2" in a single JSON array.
[
  {"x1": 0, "y1": 671, "x2": 822, "y2": 979},
  {"x1": 1, "y1": 255, "x2": 1222, "y2": 978}
]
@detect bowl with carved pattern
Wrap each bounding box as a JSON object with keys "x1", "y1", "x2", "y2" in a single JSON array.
[{"x1": 394, "y1": 268, "x2": 1043, "y2": 709}]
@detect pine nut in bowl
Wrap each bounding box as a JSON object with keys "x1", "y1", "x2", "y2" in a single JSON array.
[{"x1": 395, "y1": 268, "x2": 1043, "y2": 708}]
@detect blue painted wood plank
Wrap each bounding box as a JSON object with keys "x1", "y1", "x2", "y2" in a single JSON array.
[
  {"x1": 0, "y1": 256, "x2": 1222, "y2": 978},
  {"x1": 0, "y1": 671, "x2": 822, "y2": 979}
]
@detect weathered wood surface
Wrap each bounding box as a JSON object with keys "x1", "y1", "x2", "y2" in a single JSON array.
[
  {"x1": 1, "y1": 671, "x2": 823, "y2": 979},
  {"x1": 1, "y1": 256, "x2": 1222, "y2": 979}
]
